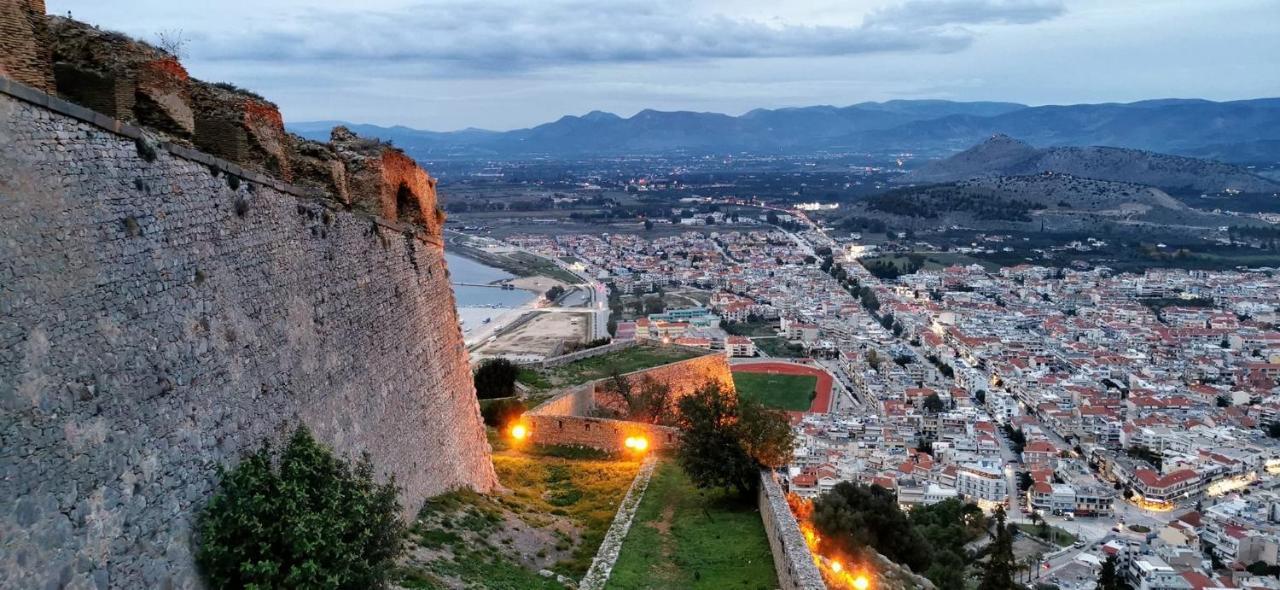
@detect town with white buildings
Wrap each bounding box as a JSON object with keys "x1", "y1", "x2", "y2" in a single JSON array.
[{"x1": 501, "y1": 212, "x2": 1280, "y2": 589}]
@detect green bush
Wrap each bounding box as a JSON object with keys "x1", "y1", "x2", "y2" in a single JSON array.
[
  {"x1": 474, "y1": 358, "x2": 520, "y2": 399},
  {"x1": 480, "y1": 398, "x2": 526, "y2": 428},
  {"x1": 196, "y1": 425, "x2": 405, "y2": 589}
]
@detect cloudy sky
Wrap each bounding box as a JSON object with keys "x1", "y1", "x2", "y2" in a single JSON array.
[{"x1": 47, "y1": 0, "x2": 1280, "y2": 131}]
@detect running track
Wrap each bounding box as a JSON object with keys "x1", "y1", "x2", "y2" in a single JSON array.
[{"x1": 731, "y1": 360, "x2": 833, "y2": 418}]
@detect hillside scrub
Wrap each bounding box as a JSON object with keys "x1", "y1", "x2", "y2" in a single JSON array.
[{"x1": 197, "y1": 426, "x2": 404, "y2": 589}]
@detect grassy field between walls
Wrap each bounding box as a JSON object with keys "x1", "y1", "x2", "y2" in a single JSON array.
[
  {"x1": 516, "y1": 343, "x2": 704, "y2": 391},
  {"x1": 396, "y1": 433, "x2": 643, "y2": 589},
  {"x1": 732, "y1": 372, "x2": 818, "y2": 411},
  {"x1": 606, "y1": 460, "x2": 778, "y2": 590}
]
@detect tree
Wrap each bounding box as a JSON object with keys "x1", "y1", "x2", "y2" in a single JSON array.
[
  {"x1": 481, "y1": 398, "x2": 526, "y2": 428},
  {"x1": 643, "y1": 219, "x2": 654, "y2": 230},
  {"x1": 923, "y1": 393, "x2": 946, "y2": 413},
  {"x1": 975, "y1": 390, "x2": 987, "y2": 405},
  {"x1": 545, "y1": 285, "x2": 566, "y2": 301},
  {"x1": 197, "y1": 426, "x2": 404, "y2": 589},
  {"x1": 1098, "y1": 555, "x2": 1131, "y2": 590},
  {"x1": 600, "y1": 367, "x2": 636, "y2": 411},
  {"x1": 737, "y1": 399, "x2": 795, "y2": 468},
  {"x1": 860, "y1": 289, "x2": 880, "y2": 311},
  {"x1": 632, "y1": 375, "x2": 674, "y2": 425},
  {"x1": 1267, "y1": 422, "x2": 1280, "y2": 439},
  {"x1": 675, "y1": 381, "x2": 793, "y2": 496},
  {"x1": 676, "y1": 381, "x2": 757, "y2": 495},
  {"x1": 814, "y1": 488, "x2": 986, "y2": 589},
  {"x1": 1003, "y1": 425, "x2": 1027, "y2": 454},
  {"x1": 812, "y1": 482, "x2": 931, "y2": 573},
  {"x1": 473, "y1": 358, "x2": 520, "y2": 399},
  {"x1": 979, "y1": 507, "x2": 1019, "y2": 590},
  {"x1": 1017, "y1": 471, "x2": 1034, "y2": 492}
]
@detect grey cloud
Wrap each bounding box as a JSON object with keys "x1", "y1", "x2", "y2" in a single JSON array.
[
  {"x1": 865, "y1": 0, "x2": 1067, "y2": 29},
  {"x1": 193, "y1": 0, "x2": 1061, "y2": 72}
]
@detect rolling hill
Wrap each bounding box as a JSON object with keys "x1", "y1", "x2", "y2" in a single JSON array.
[
  {"x1": 289, "y1": 98, "x2": 1280, "y2": 162},
  {"x1": 899, "y1": 135, "x2": 1280, "y2": 194}
]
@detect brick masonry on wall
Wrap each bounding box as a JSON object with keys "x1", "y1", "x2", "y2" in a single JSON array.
[
  {"x1": 610, "y1": 352, "x2": 737, "y2": 399},
  {"x1": 524, "y1": 351, "x2": 734, "y2": 452},
  {"x1": 0, "y1": 0, "x2": 54, "y2": 92},
  {"x1": 526, "y1": 384, "x2": 681, "y2": 452},
  {"x1": 0, "y1": 88, "x2": 496, "y2": 589}
]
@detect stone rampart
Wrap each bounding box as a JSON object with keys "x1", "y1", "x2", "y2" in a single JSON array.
[
  {"x1": 0, "y1": 78, "x2": 496, "y2": 589},
  {"x1": 0, "y1": 11, "x2": 447, "y2": 232},
  {"x1": 523, "y1": 351, "x2": 733, "y2": 452},
  {"x1": 529, "y1": 339, "x2": 639, "y2": 369},
  {"x1": 609, "y1": 351, "x2": 736, "y2": 399},
  {"x1": 758, "y1": 471, "x2": 827, "y2": 590}
]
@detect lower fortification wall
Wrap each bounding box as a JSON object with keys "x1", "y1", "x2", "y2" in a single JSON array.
[
  {"x1": 758, "y1": 472, "x2": 827, "y2": 590},
  {"x1": 524, "y1": 350, "x2": 733, "y2": 452},
  {"x1": 0, "y1": 85, "x2": 496, "y2": 589},
  {"x1": 610, "y1": 351, "x2": 736, "y2": 399},
  {"x1": 526, "y1": 384, "x2": 680, "y2": 452}
]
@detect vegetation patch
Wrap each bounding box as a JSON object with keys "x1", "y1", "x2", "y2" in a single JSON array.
[
  {"x1": 396, "y1": 440, "x2": 643, "y2": 588},
  {"x1": 606, "y1": 460, "x2": 778, "y2": 590},
  {"x1": 1015, "y1": 523, "x2": 1079, "y2": 547},
  {"x1": 732, "y1": 372, "x2": 817, "y2": 411},
  {"x1": 720, "y1": 318, "x2": 779, "y2": 337},
  {"x1": 520, "y1": 344, "x2": 703, "y2": 389},
  {"x1": 753, "y1": 336, "x2": 807, "y2": 358},
  {"x1": 197, "y1": 426, "x2": 404, "y2": 589}
]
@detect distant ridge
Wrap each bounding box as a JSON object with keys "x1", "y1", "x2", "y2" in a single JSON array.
[
  {"x1": 899, "y1": 135, "x2": 1280, "y2": 193},
  {"x1": 289, "y1": 98, "x2": 1280, "y2": 163}
]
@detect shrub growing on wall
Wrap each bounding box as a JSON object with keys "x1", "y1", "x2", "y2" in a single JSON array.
[{"x1": 196, "y1": 426, "x2": 405, "y2": 589}]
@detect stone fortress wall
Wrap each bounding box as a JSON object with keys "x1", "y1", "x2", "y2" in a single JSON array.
[
  {"x1": 525, "y1": 351, "x2": 734, "y2": 453},
  {"x1": 758, "y1": 472, "x2": 827, "y2": 590},
  {"x1": 0, "y1": 5, "x2": 495, "y2": 589}
]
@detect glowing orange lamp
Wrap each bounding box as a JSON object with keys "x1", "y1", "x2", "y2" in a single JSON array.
[
  {"x1": 623, "y1": 436, "x2": 650, "y2": 452},
  {"x1": 510, "y1": 424, "x2": 528, "y2": 441},
  {"x1": 852, "y1": 575, "x2": 870, "y2": 590}
]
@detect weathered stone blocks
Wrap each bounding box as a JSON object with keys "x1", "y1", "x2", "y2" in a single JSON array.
[{"x1": 0, "y1": 89, "x2": 496, "y2": 589}]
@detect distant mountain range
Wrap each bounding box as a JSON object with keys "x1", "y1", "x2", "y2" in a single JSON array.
[
  {"x1": 899, "y1": 135, "x2": 1280, "y2": 193},
  {"x1": 290, "y1": 98, "x2": 1280, "y2": 163}
]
